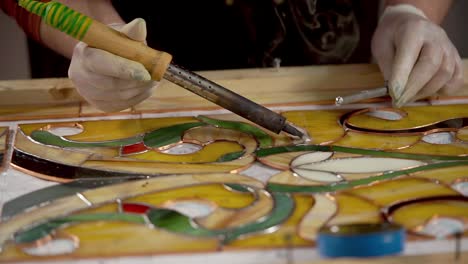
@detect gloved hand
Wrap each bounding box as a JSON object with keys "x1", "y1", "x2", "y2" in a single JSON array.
[
  {"x1": 371, "y1": 4, "x2": 463, "y2": 108},
  {"x1": 69, "y1": 18, "x2": 158, "y2": 112}
]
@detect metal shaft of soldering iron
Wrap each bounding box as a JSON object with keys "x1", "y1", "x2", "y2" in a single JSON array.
[
  {"x1": 335, "y1": 87, "x2": 388, "y2": 105},
  {"x1": 164, "y1": 64, "x2": 304, "y2": 138}
]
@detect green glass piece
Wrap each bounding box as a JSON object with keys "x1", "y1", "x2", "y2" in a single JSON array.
[
  {"x1": 197, "y1": 115, "x2": 273, "y2": 148},
  {"x1": 147, "y1": 208, "x2": 219, "y2": 236},
  {"x1": 268, "y1": 161, "x2": 468, "y2": 193},
  {"x1": 14, "y1": 220, "x2": 64, "y2": 244},
  {"x1": 143, "y1": 122, "x2": 204, "y2": 148},
  {"x1": 216, "y1": 151, "x2": 245, "y2": 162},
  {"x1": 256, "y1": 145, "x2": 330, "y2": 157},
  {"x1": 146, "y1": 193, "x2": 295, "y2": 243},
  {"x1": 14, "y1": 213, "x2": 146, "y2": 243},
  {"x1": 224, "y1": 183, "x2": 252, "y2": 193},
  {"x1": 222, "y1": 192, "x2": 294, "y2": 244},
  {"x1": 30, "y1": 130, "x2": 142, "y2": 148},
  {"x1": 256, "y1": 145, "x2": 468, "y2": 161}
]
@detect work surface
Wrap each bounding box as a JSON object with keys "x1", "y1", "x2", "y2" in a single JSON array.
[{"x1": 0, "y1": 65, "x2": 468, "y2": 263}]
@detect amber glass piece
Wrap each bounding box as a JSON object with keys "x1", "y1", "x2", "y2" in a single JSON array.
[
  {"x1": 349, "y1": 178, "x2": 459, "y2": 207},
  {"x1": 390, "y1": 199, "x2": 468, "y2": 230},
  {"x1": 457, "y1": 126, "x2": 468, "y2": 141},
  {"x1": 399, "y1": 141, "x2": 468, "y2": 156},
  {"x1": 49, "y1": 117, "x2": 195, "y2": 141},
  {"x1": 183, "y1": 126, "x2": 258, "y2": 155},
  {"x1": 334, "y1": 131, "x2": 420, "y2": 150},
  {"x1": 125, "y1": 184, "x2": 255, "y2": 209},
  {"x1": 61, "y1": 221, "x2": 219, "y2": 256},
  {"x1": 346, "y1": 105, "x2": 468, "y2": 131},
  {"x1": 226, "y1": 195, "x2": 314, "y2": 248},
  {"x1": 282, "y1": 110, "x2": 347, "y2": 144},
  {"x1": 130, "y1": 141, "x2": 243, "y2": 163},
  {"x1": 409, "y1": 165, "x2": 468, "y2": 184},
  {"x1": 327, "y1": 194, "x2": 382, "y2": 226}
]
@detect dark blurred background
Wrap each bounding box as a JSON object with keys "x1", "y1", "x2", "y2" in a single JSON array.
[{"x1": 0, "y1": 0, "x2": 467, "y2": 80}]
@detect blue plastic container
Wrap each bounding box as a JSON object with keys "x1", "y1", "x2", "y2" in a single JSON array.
[{"x1": 317, "y1": 223, "x2": 405, "y2": 258}]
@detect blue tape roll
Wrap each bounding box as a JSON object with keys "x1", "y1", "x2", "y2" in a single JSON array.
[{"x1": 317, "y1": 223, "x2": 405, "y2": 258}]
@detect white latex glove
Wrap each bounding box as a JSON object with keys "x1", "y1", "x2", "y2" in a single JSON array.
[
  {"x1": 69, "y1": 18, "x2": 158, "y2": 112},
  {"x1": 371, "y1": 4, "x2": 463, "y2": 108}
]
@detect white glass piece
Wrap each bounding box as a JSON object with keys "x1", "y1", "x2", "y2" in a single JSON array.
[
  {"x1": 165, "y1": 201, "x2": 215, "y2": 218},
  {"x1": 295, "y1": 156, "x2": 424, "y2": 173},
  {"x1": 422, "y1": 132, "x2": 455, "y2": 145},
  {"x1": 47, "y1": 126, "x2": 83, "y2": 137},
  {"x1": 292, "y1": 169, "x2": 342, "y2": 182},
  {"x1": 291, "y1": 152, "x2": 333, "y2": 167},
  {"x1": 417, "y1": 217, "x2": 465, "y2": 239},
  {"x1": 23, "y1": 238, "x2": 76, "y2": 256},
  {"x1": 452, "y1": 182, "x2": 468, "y2": 196},
  {"x1": 365, "y1": 109, "x2": 403, "y2": 120},
  {"x1": 161, "y1": 143, "x2": 202, "y2": 154}
]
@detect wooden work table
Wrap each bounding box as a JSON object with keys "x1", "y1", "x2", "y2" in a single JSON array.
[
  {"x1": 0, "y1": 61, "x2": 468, "y2": 121},
  {"x1": 0, "y1": 62, "x2": 467, "y2": 264}
]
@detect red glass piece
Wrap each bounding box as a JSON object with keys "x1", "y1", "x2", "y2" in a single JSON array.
[
  {"x1": 122, "y1": 203, "x2": 151, "y2": 214},
  {"x1": 121, "y1": 142, "x2": 147, "y2": 155}
]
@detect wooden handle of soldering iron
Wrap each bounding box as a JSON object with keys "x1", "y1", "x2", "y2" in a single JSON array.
[
  {"x1": 83, "y1": 21, "x2": 173, "y2": 81},
  {"x1": 18, "y1": 0, "x2": 172, "y2": 81}
]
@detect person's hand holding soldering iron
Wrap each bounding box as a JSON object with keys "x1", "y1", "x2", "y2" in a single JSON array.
[
  {"x1": 69, "y1": 18, "x2": 158, "y2": 112},
  {"x1": 372, "y1": 2, "x2": 463, "y2": 107}
]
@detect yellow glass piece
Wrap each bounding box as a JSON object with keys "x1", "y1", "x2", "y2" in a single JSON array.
[
  {"x1": 391, "y1": 200, "x2": 468, "y2": 230},
  {"x1": 20, "y1": 116, "x2": 197, "y2": 141},
  {"x1": 79, "y1": 147, "x2": 120, "y2": 159},
  {"x1": 399, "y1": 141, "x2": 468, "y2": 156},
  {"x1": 457, "y1": 126, "x2": 468, "y2": 141},
  {"x1": 196, "y1": 190, "x2": 273, "y2": 229},
  {"x1": 327, "y1": 193, "x2": 381, "y2": 226},
  {"x1": 125, "y1": 184, "x2": 255, "y2": 209},
  {"x1": 349, "y1": 177, "x2": 459, "y2": 207},
  {"x1": 183, "y1": 126, "x2": 258, "y2": 155},
  {"x1": 282, "y1": 110, "x2": 347, "y2": 144},
  {"x1": 410, "y1": 165, "x2": 468, "y2": 184},
  {"x1": 63, "y1": 221, "x2": 219, "y2": 256},
  {"x1": 78, "y1": 204, "x2": 118, "y2": 214},
  {"x1": 131, "y1": 141, "x2": 243, "y2": 163},
  {"x1": 334, "y1": 131, "x2": 420, "y2": 150},
  {"x1": 226, "y1": 195, "x2": 314, "y2": 248},
  {"x1": 83, "y1": 155, "x2": 255, "y2": 175},
  {"x1": 347, "y1": 105, "x2": 468, "y2": 131}
]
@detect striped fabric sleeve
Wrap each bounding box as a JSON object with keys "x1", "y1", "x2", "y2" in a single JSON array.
[{"x1": 0, "y1": 0, "x2": 50, "y2": 42}]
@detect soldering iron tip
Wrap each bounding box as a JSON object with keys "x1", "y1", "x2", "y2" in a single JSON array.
[{"x1": 282, "y1": 123, "x2": 305, "y2": 139}]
